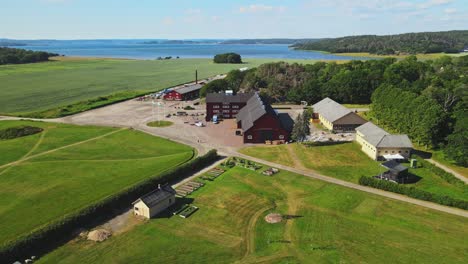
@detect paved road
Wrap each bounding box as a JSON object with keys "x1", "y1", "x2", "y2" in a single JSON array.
[{"x1": 426, "y1": 158, "x2": 468, "y2": 184}]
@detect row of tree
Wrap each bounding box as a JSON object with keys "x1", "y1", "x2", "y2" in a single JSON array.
[
  {"x1": 215, "y1": 55, "x2": 467, "y2": 166},
  {"x1": 292, "y1": 30, "x2": 468, "y2": 54},
  {"x1": 0, "y1": 47, "x2": 59, "y2": 65}
]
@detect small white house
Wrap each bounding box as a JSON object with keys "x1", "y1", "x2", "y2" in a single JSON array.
[{"x1": 132, "y1": 184, "x2": 176, "y2": 219}]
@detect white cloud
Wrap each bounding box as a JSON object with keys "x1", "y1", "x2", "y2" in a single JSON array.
[
  {"x1": 239, "y1": 4, "x2": 286, "y2": 13},
  {"x1": 185, "y1": 8, "x2": 202, "y2": 15},
  {"x1": 444, "y1": 8, "x2": 457, "y2": 14},
  {"x1": 162, "y1": 17, "x2": 174, "y2": 26}
]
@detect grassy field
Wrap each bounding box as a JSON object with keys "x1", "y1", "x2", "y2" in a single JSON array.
[
  {"x1": 0, "y1": 120, "x2": 194, "y2": 244},
  {"x1": 147, "y1": 121, "x2": 173, "y2": 127},
  {"x1": 240, "y1": 143, "x2": 467, "y2": 200},
  {"x1": 0, "y1": 58, "x2": 317, "y2": 117},
  {"x1": 39, "y1": 163, "x2": 468, "y2": 263}
]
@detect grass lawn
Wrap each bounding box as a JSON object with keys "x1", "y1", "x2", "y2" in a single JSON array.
[
  {"x1": 240, "y1": 143, "x2": 467, "y2": 201},
  {"x1": 0, "y1": 58, "x2": 317, "y2": 117},
  {"x1": 39, "y1": 164, "x2": 467, "y2": 263},
  {"x1": 0, "y1": 120, "x2": 194, "y2": 245},
  {"x1": 147, "y1": 121, "x2": 173, "y2": 127}
]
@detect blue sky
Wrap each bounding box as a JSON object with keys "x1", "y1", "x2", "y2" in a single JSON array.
[{"x1": 2, "y1": 0, "x2": 467, "y2": 39}]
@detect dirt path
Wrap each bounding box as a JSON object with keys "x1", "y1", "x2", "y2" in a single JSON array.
[
  {"x1": 0, "y1": 128, "x2": 125, "y2": 170},
  {"x1": 426, "y1": 158, "x2": 468, "y2": 183},
  {"x1": 285, "y1": 144, "x2": 307, "y2": 170}
]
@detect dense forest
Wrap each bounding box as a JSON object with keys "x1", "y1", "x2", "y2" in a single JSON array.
[
  {"x1": 0, "y1": 47, "x2": 59, "y2": 65},
  {"x1": 219, "y1": 55, "x2": 467, "y2": 165},
  {"x1": 292, "y1": 30, "x2": 468, "y2": 54}
]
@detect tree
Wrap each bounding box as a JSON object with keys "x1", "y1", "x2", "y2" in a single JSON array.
[
  {"x1": 291, "y1": 112, "x2": 310, "y2": 142},
  {"x1": 213, "y1": 53, "x2": 242, "y2": 64},
  {"x1": 199, "y1": 79, "x2": 228, "y2": 97}
]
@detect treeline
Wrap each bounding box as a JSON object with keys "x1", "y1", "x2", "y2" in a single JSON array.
[
  {"x1": 292, "y1": 30, "x2": 468, "y2": 54},
  {"x1": 359, "y1": 176, "x2": 468, "y2": 210},
  {"x1": 0, "y1": 47, "x2": 59, "y2": 65},
  {"x1": 213, "y1": 53, "x2": 242, "y2": 64},
  {"x1": 371, "y1": 56, "x2": 467, "y2": 165},
  {"x1": 222, "y1": 55, "x2": 467, "y2": 166}
]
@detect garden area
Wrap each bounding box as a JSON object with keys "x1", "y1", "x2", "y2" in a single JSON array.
[{"x1": 38, "y1": 162, "x2": 467, "y2": 263}]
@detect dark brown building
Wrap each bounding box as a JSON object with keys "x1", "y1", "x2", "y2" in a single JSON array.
[
  {"x1": 163, "y1": 84, "x2": 202, "y2": 101},
  {"x1": 205, "y1": 92, "x2": 254, "y2": 121},
  {"x1": 236, "y1": 93, "x2": 291, "y2": 144}
]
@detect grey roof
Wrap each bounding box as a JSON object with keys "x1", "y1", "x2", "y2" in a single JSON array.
[
  {"x1": 381, "y1": 160, "x2": 408, "y2": 172},
  {"x1": 206, "y1": 92, "x2": 254, "y2": 103},
  {"x1": 176, "y1": 84, "x2": 202, "y2": 95},
  {"x1": 356, "y1": 122, "x2": 389, "y2": 137},
  {"x1": 236, "y1": 93, "x2": 278, "y2": 131},
  {"x1": 133, "y1": 185, "x2": 176, "y2": 208},
  {"x1": 357, "y1": 122, "x2": 412, "y2": 148},
  {"x1": 312, "y1": 97, "x2": 352, "y2": 123}
]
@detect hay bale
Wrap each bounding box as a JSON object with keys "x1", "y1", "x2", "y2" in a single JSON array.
[
  {"x1": 265, "y1": 213, "x2": 282, "y2": 224},
  {"x1": 87, "y1": 229, "x2": 112, "y2": 242}
]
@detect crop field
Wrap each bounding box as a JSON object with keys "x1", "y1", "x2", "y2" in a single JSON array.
[
  {"x1": 0, "y1": 120, "x2": 194, "y2": 245},
  {"x1": 0, "y1": 58, "x2": 316, "y2": 117},
  {"x1": 240, "y1": 143, "x2": 468, "y2": 201},
  {"x1": 39, "y1": 163, "x2": 467, "y2": 263}
]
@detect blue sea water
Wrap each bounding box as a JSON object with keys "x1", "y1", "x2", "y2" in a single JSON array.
[{"x1": 12, "y1": 39, "x2": 371, "y2": 60}]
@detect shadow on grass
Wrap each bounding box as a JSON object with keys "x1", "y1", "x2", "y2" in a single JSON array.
[
  {"x1": 153, "y1": 197, "x2": 195, "y2": 219},
  {"x1": 401, "y1": 173, "x2": 422, "y2": 184}
]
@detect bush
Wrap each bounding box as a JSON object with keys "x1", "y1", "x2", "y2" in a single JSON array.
[
  {"x1": 358, "y1": 176, "x2": 468, "y2": 210},
  {"x1": 183, "y1": 106, "x2": 195, "y2": 110},
  {"x1": 417, "y1": 158, "x2": 467, "y2": 188},
  {"x1": 213, "y1": 53, "x2": 242, "y2": 64},
  {"x1": 0, "y1": 126, "x2": 43, "y2": 140},
  {"x1": 0, "y1": 150, "x2": 219, "y2": 263}
]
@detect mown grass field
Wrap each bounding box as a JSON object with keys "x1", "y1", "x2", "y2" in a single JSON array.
[
  {"x1": 240, "y1": 143, "x2": 467, "y2": 200},
  {"x1": 39, "y1": 164, "x2": 467, "y2": 263},
  {"x1": 0, "y1": 120, "x2": 193, "y2": 245},
  {"x1": 0, "y1": 58, "x2": 316, "y2": 117}
]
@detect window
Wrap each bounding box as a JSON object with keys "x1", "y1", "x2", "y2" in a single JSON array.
[
  {"x1": 213, "y1": 110, "x2": 219, "y2": 113},
  {"x1": 213, "y1": 105, "x2": 220, "y2": 109},
  {"x1": 279, "y1": 135, "x2": 284, "y2": 139},
  {"x1": 398, "y1": 151, "x2": 401, "y2": 153},
  {"x1": 247, "y1": 135, "x2": 253, "y2": 140},
  {"x1": 405, "y1": 150, "x2": 409, "y2": 153},
  {"x1": 169, "y1": 199, "x2": 172, "y2": 204},
  {"x1": 232, "y1": 110, "x2": 238, "y2": 113},
  {"x1": 385, "y1": 151, "x2": 388, "y2": 153},
  {"x1": 232, "y1": 105, "x2": 239, "y2": 109},
  {"x1": 223, "y1": 110, "x2": 230, "y2": 113},
  {"x1": 223, "y1": 105, "x2": 230, "y2": 109},
  {"x1": 134, "y1": 207, "x2": 139, "y2": 211}
]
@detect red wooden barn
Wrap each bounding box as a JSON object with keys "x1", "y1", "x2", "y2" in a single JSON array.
[
  {"x1": 163, "y1": 84, "x2": 202, "y2": 101},
  {"x1": 236, "y1": 93, "x2": 292, "y2": 144}
]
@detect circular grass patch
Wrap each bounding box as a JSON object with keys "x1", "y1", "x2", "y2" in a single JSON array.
[{"x1": 147, "y1": 121, "x2": 174, "y2": 127}]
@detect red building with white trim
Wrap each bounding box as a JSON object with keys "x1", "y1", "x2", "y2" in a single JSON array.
[
  {"x1": 236, "y1": 93, "x2": 291, "y2": 144},
  {"x1": 163, "y1": 84, "x2": 202, "y2": 101},
  {"x1": 205, "y1": 92, "x2": 254, "y2": 121}
]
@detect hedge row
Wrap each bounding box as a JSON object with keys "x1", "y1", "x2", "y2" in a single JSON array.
[
  {"x1": 0, "y1": 126, "x2": 43, "y2": 140},
  {"x1": 417, "y1": 158, "x2": 467, "y2": 189},
  {"x1": 0, "y1": 149, "x2": 219, "y2": 263},
  {"x1": 358, "y1": 176, "x2": 468, "y2": 210}
]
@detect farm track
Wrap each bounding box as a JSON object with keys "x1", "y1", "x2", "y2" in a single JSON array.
[{"x1": 0, "y1": 128, "x2": 126, "y2": 170}]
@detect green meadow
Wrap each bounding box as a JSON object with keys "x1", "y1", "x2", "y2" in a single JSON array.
[
  {"x1": 0, "y1": 58, "x2": 316, "y2": 117},
  {"x1": 0, "y1": 120, "x2": 193, "y2": 245},
  {"x1": 39, "y1": 164, "x2": 467, "y2": 263},
  {"x1": 240, "y1": 143, "x2": 467, "y2": 201}
]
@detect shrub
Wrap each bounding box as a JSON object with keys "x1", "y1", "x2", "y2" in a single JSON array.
[
  {"x1": 358, "y1": 176, "x2": 468, "y2": 210},
  {"x1": 417, "y1": 158, "x2": 467, "y2": 189},
  {"x1": 0, "y1": 126, "x2": 43, "y2": 140},
  {"x1": 0, "y1": 150, "x2": 219, "y2": 263}
]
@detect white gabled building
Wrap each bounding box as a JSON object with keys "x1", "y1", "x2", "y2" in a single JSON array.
[
  {"x1": 312, "y1": 98, "x2": 367, "y2": 132},
  {"x1": 132, "y1": 184, "x2": 176, "y2": 219},
  {"x1": 356, "y1": 122, "x2": 413, "y2": 160}
]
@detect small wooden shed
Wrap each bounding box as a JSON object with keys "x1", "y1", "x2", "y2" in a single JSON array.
[{"x1": 132, "y1": 184, "x2": 176, "y2": 219}]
